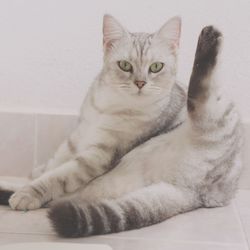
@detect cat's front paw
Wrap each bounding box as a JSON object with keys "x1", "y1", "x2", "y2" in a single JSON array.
[
  {"x1": 9, "y1": 187, "x2": 42, "y2": 210},
  {"x1": 195, "y1": 26, "x2": 222, "y2": 65}
]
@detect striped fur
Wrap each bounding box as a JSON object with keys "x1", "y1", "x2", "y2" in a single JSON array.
[
  {"x1": 48, "y1": 183, "x2": 200, "y2": 237},
  {"x1": 1, "y1": 15, "x2": 185, "y2": 210},
  {"x1": 0, "y1": 20, "x2": 242, "y2": 238},
  {"x1": 48, "y1": 26, "x2": 242, "y2": 237}
]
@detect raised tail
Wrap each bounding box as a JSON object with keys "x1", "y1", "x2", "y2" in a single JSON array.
[{"x1": 48, "y1": 183, "x2": 200, "y2": 238}]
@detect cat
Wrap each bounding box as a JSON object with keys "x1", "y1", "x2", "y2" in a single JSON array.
[
  {"x1": 47, "y1": 26, "x2": 243, "y2": 238},
  {"x1": 0, "y1": 15, "x2": 186, "y2": 210}
]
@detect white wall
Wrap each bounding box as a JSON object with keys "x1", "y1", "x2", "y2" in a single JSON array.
[{"x1": 0, "y1": 0, "x2": 249, "y2": 120}]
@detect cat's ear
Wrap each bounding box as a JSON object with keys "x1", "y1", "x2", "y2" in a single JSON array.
[
  {"x1": 155, "y1": 16, "x2": 182, "y2": 49},
  {"x1": 103, "y1": 15, "x2": 128, "y2": 52}
]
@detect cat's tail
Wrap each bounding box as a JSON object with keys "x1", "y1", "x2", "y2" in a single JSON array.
[
  {"x1": 0, "y1": 190, "x2": 14, "y2": 205},
  {"x1": 48, "y1": 183, "x2": 200, "y2": 238}
]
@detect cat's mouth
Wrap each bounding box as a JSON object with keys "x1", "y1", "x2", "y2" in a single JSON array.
[
  {"x1": 129, "y1": 87, "x2": 148, "y2": 97},
  {"x1": 134, "y1": 90, "x2": 146, "y2": 97}
]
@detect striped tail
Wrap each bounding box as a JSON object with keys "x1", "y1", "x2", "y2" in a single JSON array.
[
  {"x1": 0, "y1": 190, "x2": 14, "y2": 205},
  {"x1": 48, "y1": 183, "x2": 200, "y2": 238}
]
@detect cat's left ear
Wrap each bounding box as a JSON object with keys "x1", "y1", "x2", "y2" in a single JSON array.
[
  {"x1": 155, "y1": 16, "x2": 182, "y2": 49},
  {"x1": 103, "y1": 15, "x2": 129, "y2": 53}
]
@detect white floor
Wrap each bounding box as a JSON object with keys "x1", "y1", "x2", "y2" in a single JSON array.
[{"x1": 0, "y1": 189, "x2": 249, "y2": 250}]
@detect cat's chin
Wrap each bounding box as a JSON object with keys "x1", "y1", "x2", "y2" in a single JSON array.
[{"x1": 136, "y1": 90, "x2": 143, "y2": 96}]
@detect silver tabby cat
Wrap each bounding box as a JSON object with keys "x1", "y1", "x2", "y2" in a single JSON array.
[
  {"x1": 0, "y1": 16, "x2": 242, "y2": 238},
  {"x1": 1, "y1": 15, "x2": 185, "y2": 210}
]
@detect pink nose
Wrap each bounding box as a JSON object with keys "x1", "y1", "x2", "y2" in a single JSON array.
[{"x1": 134, "y1": 80, "x2": 146, "y2": 89}]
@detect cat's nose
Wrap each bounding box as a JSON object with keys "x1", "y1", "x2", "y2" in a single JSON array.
[{"x1": 134, "y1": 80, "x2": 146, "y2": 89}]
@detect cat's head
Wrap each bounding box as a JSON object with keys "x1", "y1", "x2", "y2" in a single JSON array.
[{"x1": 101, "y1": 15, "x2": 181, "y2": 99}]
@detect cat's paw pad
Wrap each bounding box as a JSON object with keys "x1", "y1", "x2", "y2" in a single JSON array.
[
  {"x1": 9, "y1": 188, "x2": 42, "y2": 210},
  {"x1": 196, "y1": 26, "x2": 222, "y2": 63}
]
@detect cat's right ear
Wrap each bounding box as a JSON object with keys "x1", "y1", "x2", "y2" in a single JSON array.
[
  {"x1": 103, "y1": 15, "x2": 128, "y2": 53},
  {"x1": 155, "y1": 16, "x2": 182, "y2": 50}
]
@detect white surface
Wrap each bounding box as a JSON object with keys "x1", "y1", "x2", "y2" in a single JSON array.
[
  {"x1": 1, "y1": 243, "x2": 112, "y2": 250},
  {"x1": 0, "y1": 0, "x2": 249, "y2": 121},
  {"x1": 236, "y1": 190, "x2": 250, "y2": 244},
  {"x1": 0, "y1": 190, "x2": 250, "y2": 250},
  {"x1": 0, "y1": 113, "x2": 77, "y2": 175}
]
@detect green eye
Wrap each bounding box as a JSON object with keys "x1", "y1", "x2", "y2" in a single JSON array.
[
  {"x1": 118, "y1": 60, "x2": 133, "y2": 72},
  {"x1": 149, "y1": 62, "x2": 164, "y2": 73}
]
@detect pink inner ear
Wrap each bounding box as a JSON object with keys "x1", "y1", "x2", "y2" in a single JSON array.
[
  {"x1": 156, "y1": 16, "x2": 182, "y2": 49},
  {"x1": 103, "y1": 35, "x2": 117, "y2": 51},
  {"x1": 103, "y1": 15, "x2": 127, "y2": 52},
  {"x1": 103, "y1": 39, "x2": 114, "y2": 50},
  {"x1": 103, "y1": 25, "x2": 117, "y2": 49}
]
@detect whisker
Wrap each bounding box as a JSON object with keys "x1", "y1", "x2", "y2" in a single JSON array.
[
  {"x1": 147, "y1": 88, "x2": 162, "y2": 92},
  {"x1": 119, "y1": 86, "x2": 130, "y2": 89},
  {"x1": 148, "y1": 86, "x2": 161, "y2": 90},
  {"x1": 118, "y1": 84, "x2": 131, "y2": 89}
]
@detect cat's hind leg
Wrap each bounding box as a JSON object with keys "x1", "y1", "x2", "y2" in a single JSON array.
[
  {"x1": 187, "y1": 26, "x2": 242, "y2": 207},
  {"x1": 187, "y1": 26, "x2": 240, "y2": 135},
  {"x1": 187, "y1": 26, "x2": 223, "y2": 118}
]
